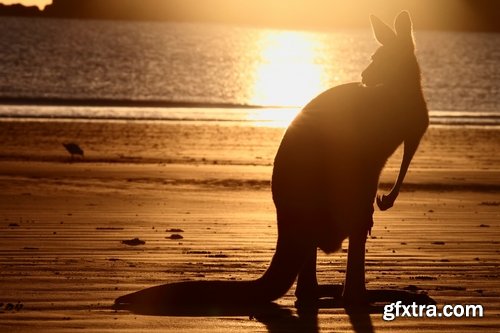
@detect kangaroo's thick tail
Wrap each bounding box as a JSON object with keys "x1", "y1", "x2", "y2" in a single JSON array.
[{"x1": 114, "y1": 235, "x2": 309, "y2": 312}]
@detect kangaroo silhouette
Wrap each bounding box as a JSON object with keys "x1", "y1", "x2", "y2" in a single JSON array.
[{"x1": 115, "y1": 11, "x2": 428, "y2": 309}]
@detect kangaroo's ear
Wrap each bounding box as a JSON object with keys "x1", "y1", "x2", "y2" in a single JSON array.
[
  {"x1": 370, "y1": 15, "x2": 397, "y2": 45},
  {"x1": 394, "y1": 11, "x2": 414, "y2": 47}
]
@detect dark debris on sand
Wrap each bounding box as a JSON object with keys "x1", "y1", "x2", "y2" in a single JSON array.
[
  {"x1": 0, "y1": 302, "x2": 23, "y2": 313},
  {"x1": 168, "y1": 234, "x2": 183, "y2": 240},
  {"x1": 479, "y1": 201, "x2": 499, "y2": 206},
  {"x1": 121, "y1": 238, "x2": 145, "y2": 246}
]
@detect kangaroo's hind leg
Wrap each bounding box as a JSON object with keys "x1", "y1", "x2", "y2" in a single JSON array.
[
  {"x1": 342, "y1": 226, "x2": 370, "y2": 305},
  {"x1": 294, "y1": 245, "x2": 318, "y2": 303}
]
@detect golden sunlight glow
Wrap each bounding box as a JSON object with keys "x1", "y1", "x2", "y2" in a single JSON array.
[{"x1": 250, "y1": 31, "x2": 327, "y2": 108}]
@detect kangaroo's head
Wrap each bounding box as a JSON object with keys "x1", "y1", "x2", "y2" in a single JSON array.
[{"x1": 362, "y1": 11, "x2": 420, "y2": 88}]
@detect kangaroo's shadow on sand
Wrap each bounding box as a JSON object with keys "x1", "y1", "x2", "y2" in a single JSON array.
[{"x1": 113, "y1": 284, "x2": 436, "y2": 333}]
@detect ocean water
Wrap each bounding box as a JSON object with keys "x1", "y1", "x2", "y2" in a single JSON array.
[{"x1": 0, "y1": 16, "x2": 499, "y2": 126}]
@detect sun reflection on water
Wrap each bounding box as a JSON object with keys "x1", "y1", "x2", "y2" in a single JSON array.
[
  {"x1": 251, "y1": 31, "x2": 328, "y2": 107},
  {"x1": 249, "y1": 30, "x2": 330, "y2": 126}
]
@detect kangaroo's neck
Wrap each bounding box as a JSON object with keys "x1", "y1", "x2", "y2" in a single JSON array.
[
  {"x1": 400, "y1": 82, "x2": 425, "y2": 105},
  {"x1": 390, "y1": 56, "x2": 425, "y2": 105},
  {"x1": 387, "y1": 71, "x2": 427, "y2": 112}
]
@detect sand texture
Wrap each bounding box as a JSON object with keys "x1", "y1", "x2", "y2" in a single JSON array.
[{"x1": 0, "y1": 119, "x2": 499, "y2": 332}]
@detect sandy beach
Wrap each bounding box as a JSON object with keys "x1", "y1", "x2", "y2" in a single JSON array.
[{"x1": 0, "y1": 118, "x2": 499, "y2": 332}]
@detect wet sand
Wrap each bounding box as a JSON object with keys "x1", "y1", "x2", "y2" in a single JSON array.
[{"x1": 0, "y1": 119, "x2": 499, "y2": 332}]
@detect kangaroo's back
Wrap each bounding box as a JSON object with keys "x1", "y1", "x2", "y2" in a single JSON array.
[{"x1": 272, "y1": 11, "x2": 428, "y2": 253}]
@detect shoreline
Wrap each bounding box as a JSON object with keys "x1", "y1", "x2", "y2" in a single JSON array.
[
  {"x1": 0, "y1": 102, "x2": 499, "y2": 127},
  {"x1": 1, "y1": 119, "x2": 499, "y2": 169},
  {"x1": 0, "y1": 96, "x2": 274, "y2": 109}
]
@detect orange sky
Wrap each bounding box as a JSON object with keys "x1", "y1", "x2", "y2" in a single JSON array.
[{"x1": 0, "y1": 0, "x2": 51, "y2": 9}]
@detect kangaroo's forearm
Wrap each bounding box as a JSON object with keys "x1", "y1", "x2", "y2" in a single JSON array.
[{"x1": 389, "y1": 135, "x2": 422, "y2": 198}]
